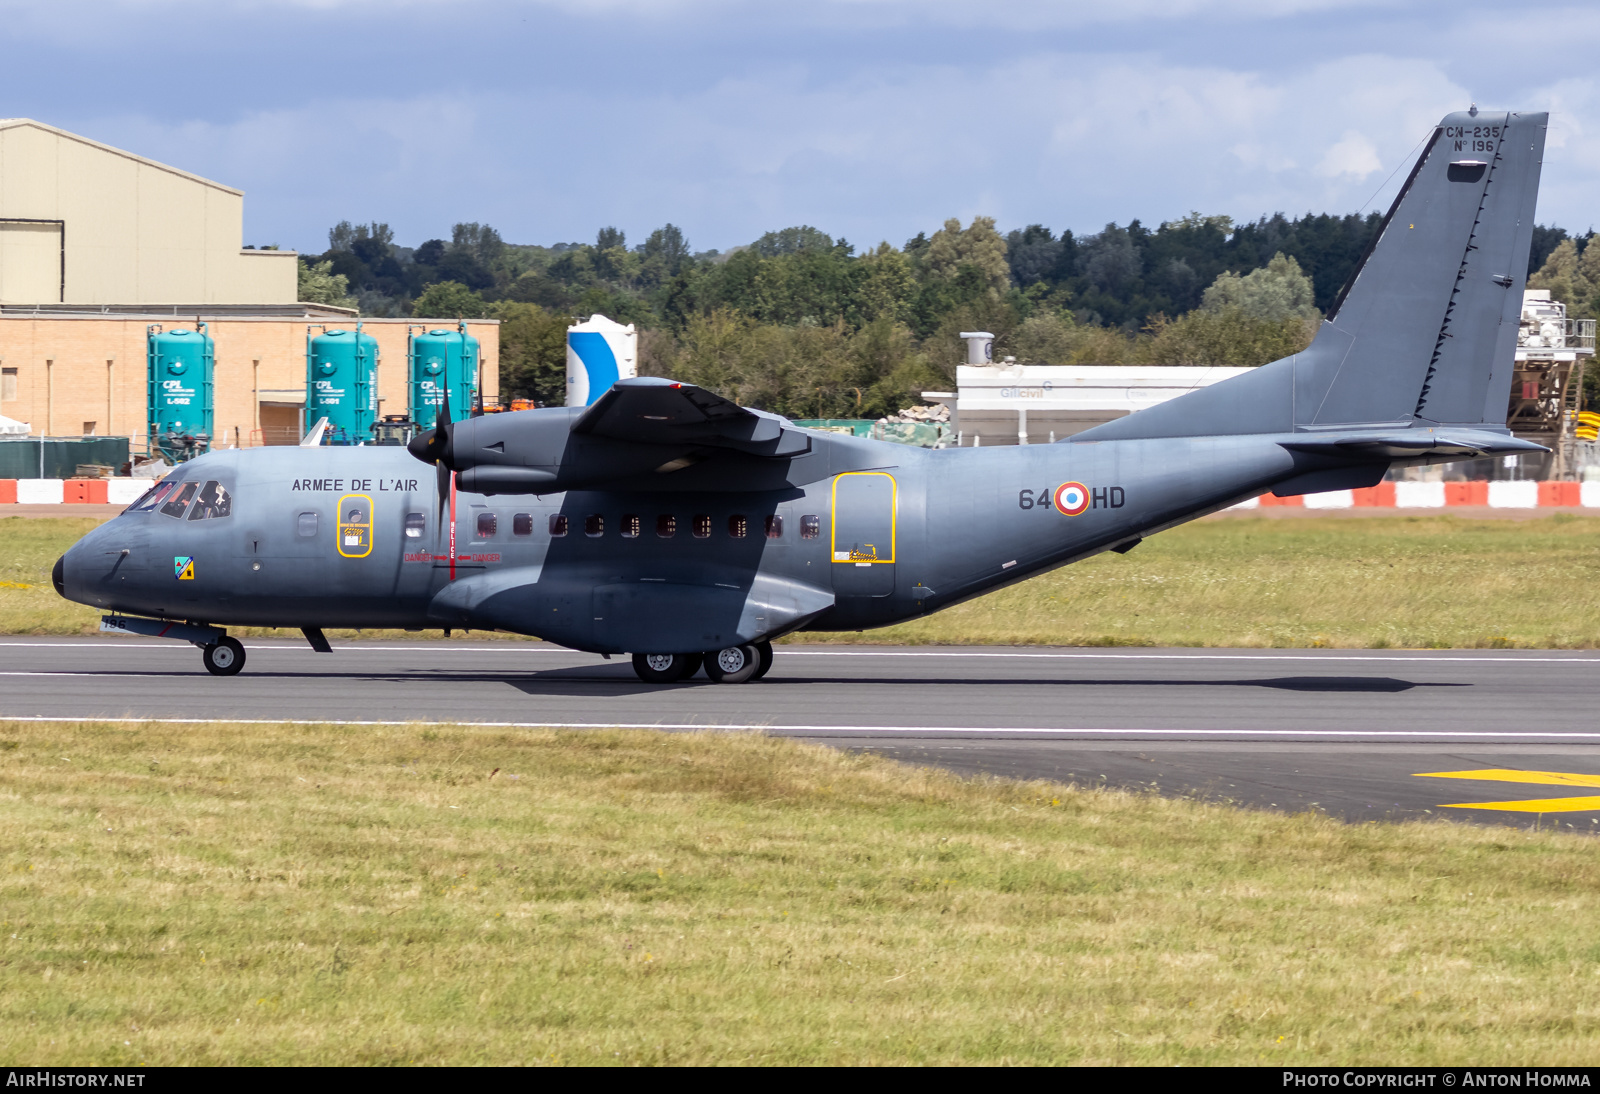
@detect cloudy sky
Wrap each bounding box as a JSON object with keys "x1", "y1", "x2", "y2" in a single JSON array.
[{"x1": 4, "y1": 0, "x2": 1596, "y2": 253}]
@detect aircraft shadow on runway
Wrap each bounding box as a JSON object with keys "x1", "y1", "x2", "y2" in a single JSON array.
[{"x1": 495, "y1": 671, "x2": 1465, "y2": 698}]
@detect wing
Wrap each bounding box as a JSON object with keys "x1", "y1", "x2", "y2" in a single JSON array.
[
  {"x1": 571, "y1": 377, "x2": 810, "y2": 456},
  {"x1": 425, "y1": 378, "x2": 893, "y2": 495}
]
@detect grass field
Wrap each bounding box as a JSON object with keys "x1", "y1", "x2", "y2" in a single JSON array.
[
  {"x1": 3, "y1": 718, "x2": 1599, "y2": 1065},
  {"x1": 10, "y1": 513, "x2": 1600, "y2": 648}
]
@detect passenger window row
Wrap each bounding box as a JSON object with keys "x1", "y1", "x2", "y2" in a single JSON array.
[
  {"x1": 297, "y1": 508, "x2": 827, "y2": 542},
  {"x1": 463, "y1": 511, "x2": 824, "y2": 540}
]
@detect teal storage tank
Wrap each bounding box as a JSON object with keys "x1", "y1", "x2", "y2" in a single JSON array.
[
  {"x1": 306, "y1": 325, "x2": 379, "y2": 445},
  {"x1": 409, "y1": 325, "x2": 479, "y2": 425},
  {"x1": 147, "y1": 324, "x2": 214, "y2": 461}
]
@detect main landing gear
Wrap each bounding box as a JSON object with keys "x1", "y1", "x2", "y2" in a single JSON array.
[
  {"x1": 201, "y1": 636, "x2": 246, "y2": 677},
  {"x1": 631, "y1": 641, "x2": 773, "y2": 684}
]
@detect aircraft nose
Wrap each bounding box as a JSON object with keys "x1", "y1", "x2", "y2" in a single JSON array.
[{"x1": 52, "y1": 555, "x2": 65, "y2": 598}]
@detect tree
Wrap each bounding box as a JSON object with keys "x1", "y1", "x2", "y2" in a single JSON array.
[
  {"x1": 1528, "y1": 237, "x2": 1599, "y2": 320},
  {"x1": 1201, "y1": 252, "x2": 1318, "y2": 322},
  {"x1": 753, "y1": 226, "x2": 833, "y2": 257},
  {"x1": 1005, "y1": 224, "x2": 1062, "y2": 287},
  {"x1": 642, "y1": 224, "x2": 690, "y2": 267},
  {"x1": 413, "y1": 281, "x2": 489, "y2": 319},
  {"x1": 452, "y1": 222, "x2": 504, "y2": 267},
  {"x1": 296, "y1": 258, "x2": 356, "y2": 309},
  {"x1": 1078, "y1": 224, "x2": 1140, "y2": 293},
  {"x1": 923, "y1": 216, "x2": 1009, "y2": 291},
  {"x1": 492, "y1": 301, "x2": 569, "y2": 406},
  {"x1": 1142, "y1": 309, "x2": 1317, "y2": 366},
  {"x1": 855, "y1": 243, "x2": 916, "y2": 326}
]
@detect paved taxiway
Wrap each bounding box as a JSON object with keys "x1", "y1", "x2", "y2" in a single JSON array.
[{"x1": 3, "y1": 638, "x2": 1597, "y2": 831}]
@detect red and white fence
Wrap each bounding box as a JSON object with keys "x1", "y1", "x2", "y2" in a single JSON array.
[
  {"x1": 1230, "y1": 481, "x2": 1600, "y2": 509},
  {"x1": 0, "y1": 479, "x2": 152, "y2": 505}
]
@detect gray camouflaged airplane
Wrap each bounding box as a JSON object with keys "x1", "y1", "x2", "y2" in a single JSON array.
[{"x1": 55, "y1": 108, "x2": 1549, "y2": 682}]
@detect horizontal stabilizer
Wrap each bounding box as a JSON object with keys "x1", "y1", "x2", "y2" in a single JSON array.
[{"x1": 1280, "y1": 430, "x2": 1548, "y2": 460}]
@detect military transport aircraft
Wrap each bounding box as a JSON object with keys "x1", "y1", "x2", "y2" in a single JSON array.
[{"x1": 55, "y1": 109, "x2": 1550, "y2": 683}]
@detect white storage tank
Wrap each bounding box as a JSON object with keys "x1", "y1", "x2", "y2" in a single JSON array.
[{"x1": 566, "y1": 313, "x2": 638, "y2": 407}]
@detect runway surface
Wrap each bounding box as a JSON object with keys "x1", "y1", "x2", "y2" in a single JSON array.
[{"x1": 3, "y1": 637, "x2": 1599, "y2": 832}]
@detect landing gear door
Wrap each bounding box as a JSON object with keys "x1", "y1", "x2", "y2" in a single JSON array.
[{"x1": 831, "y1": 471, "x2": 895, "y2": 598}]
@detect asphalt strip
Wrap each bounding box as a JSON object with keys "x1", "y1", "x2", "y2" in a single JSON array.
[
  {"x1": 0, "y1": 640, "x2": 1598, "y2": 664},
  {"x1": 0, "y1": 713, "x2": 1598, "y2": 743}
]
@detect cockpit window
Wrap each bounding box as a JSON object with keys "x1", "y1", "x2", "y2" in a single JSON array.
[
  {"x1": 127, "y1": 480, "x2": 178, "y2": 513},
  {"x1": 159, "y1": 481, "x2": 199, "y2": 519},
  {"x1": 186, "y1": 480, "x2": 232, "y2": 520}
]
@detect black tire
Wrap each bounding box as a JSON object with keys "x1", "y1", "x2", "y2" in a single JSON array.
[
  {"x1": 703, "y1": 644, "x2": 760, "y2": 684},
  {"x1": 202, "y1": 637, "x2": 246, "y2": 677},
  {"x1": 752, "y1": 641, "x2": 774, "y2": 680},
  {"x1": 632, "y1": 652, "x2": 699, "y2": 684}
]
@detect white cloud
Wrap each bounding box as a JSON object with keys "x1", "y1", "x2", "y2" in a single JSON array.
[
  {"x1": 53, "y1": 30, "x2": 1600, "y2": 249},
  {"x1": 1316, "y1": 130, "x2": 1382, "y2": 179}
]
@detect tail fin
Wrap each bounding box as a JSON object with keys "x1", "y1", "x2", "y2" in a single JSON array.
[{"x1": 1074, "y1": 110, "x2": 1547, "y2": 442}]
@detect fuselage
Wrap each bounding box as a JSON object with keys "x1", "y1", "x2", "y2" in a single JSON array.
[{"x1": 57, "y1": 431, "x2": 1314, "y2": 653}]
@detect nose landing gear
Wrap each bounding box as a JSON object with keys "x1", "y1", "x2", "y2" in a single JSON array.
[{"x1": 202, "y1": 636, "x2": 247, "y2": 677}]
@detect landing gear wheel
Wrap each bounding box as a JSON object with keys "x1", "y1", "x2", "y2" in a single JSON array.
[
  {"x1": 752, "y1": 641, "x2": 774, "y2": 680},
  {"x1": 632, "y1": 652, "x2": 700, "y2": 684},
  {"x1": 703, "y1": 644, "x2": 760, "y2": 684},
  {"x1": 202, "y1": 637, "x2": 246, "y2": 677}
]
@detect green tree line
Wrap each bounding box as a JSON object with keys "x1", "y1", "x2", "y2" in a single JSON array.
[{"x1": 296, "y1": 213, "x2": 1585, "y2": 420}]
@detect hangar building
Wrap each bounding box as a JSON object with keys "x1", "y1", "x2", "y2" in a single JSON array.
[{"x1": 0, "y1": 119, "x2": 498, "y2": 452}]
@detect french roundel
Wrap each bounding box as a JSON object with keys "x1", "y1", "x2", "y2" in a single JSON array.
[{"x1": 1054, "y1": 481, "x2": 1090, "y2": 516}]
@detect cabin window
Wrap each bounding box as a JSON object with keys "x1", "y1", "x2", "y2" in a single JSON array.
[
  {"x1": 186, "y1": 480, "x2": 232, "y2": 520},
  {"x1": 159, "y1": 481, "x2": 199, "y2": 519},
  {"x1": 621, "y1": 514, "x2": 641, "y2": 538},
  {"x1": 656, "y1": 514, "x2": 676, "y2": 538},
  {"x1": 692, "y1": 515, "x2": 711, "y2": 538},
  {"x1": 800, "y1": 514, "x2": 820, "y2": 539},
  {"x1": 728, "y1": 515, "x2": 748, "y2": 539},
  {"x1": 405, "y1": 512, "x2": 426, "y2": 538},
  {"x1": 128, "y1": 480, "x2": 177, "y2": 513},
  {"x1": 476, "y1": 511, "x2": 497, "y2": 538},
  {"x1": 549, "y1": 514, "x2": 568, "y2": 537},
  {"x1": 297, "y1": 511, "x2": 319, "y2": 537},
  {"x1": 512, "y1": 513, "x2": 533, "y2": 536},
  {"x1": 585, "y1": 514, "x2": 604, "y2": 537},
  {"x1": 765, "y1": 514, "x2": 783, "y2": 539}
]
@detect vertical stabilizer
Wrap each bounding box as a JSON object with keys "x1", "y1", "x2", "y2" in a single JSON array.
[
  {"x1": 1071, "y1": 110, "x2": 1547, "y2": 443},
  {"x1": 1302, "y1": 110, "x2": 1546, "y2": 428}
]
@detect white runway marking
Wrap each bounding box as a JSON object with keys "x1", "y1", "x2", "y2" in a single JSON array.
[{"x1": 0, "y1": 713, "x2": 1597, "y2": 741}]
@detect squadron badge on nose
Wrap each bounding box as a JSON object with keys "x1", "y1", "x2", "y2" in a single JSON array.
[{"x1": 174, "y1": 556, "x2": 195, "y2": 580}]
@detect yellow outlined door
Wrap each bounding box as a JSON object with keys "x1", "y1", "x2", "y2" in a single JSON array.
[
  {"x1": 337, "y1": 494, "x2": 373, "y2": 558},
  {"x1": 831, "y1": 471, "x2": 896, "y2": 597}
]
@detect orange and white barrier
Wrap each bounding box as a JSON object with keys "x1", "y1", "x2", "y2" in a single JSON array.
[
  {"x1": 0, "y1": 479, "x2": 151, "y2": 505},
  {"x1": 1229, "y1": 481, "x2": 1600, "y2": 509}
]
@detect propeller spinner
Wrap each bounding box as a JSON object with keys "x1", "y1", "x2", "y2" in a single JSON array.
[{"x1": 406, "y1": 387, "x2": 455, "y2": 519}]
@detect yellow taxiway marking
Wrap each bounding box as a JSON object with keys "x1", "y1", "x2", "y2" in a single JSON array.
[{"x1": 1414, "y1": 769, "x2": 1600, "y2": 812}]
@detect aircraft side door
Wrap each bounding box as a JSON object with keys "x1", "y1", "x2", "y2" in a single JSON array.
[{"x1": 830, "y1": 471, "x2": 896, "y2": 598}]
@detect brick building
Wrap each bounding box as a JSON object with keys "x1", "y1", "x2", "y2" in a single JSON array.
[{"x1": 0, "y1": 120, "x2": 497, "y2": 449}]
